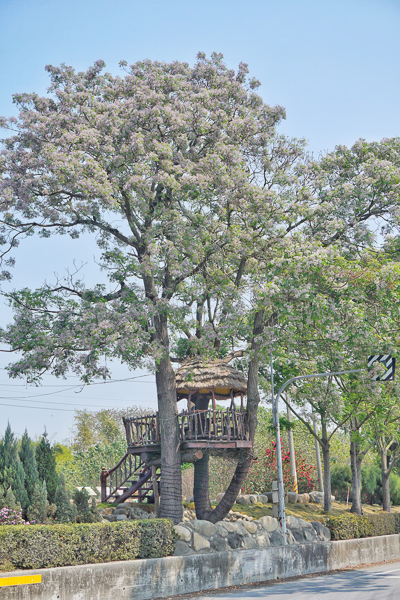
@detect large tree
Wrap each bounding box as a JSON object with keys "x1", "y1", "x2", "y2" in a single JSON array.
[{"x1": 0, "y1": 53, "x2": 286, "y2": 522}]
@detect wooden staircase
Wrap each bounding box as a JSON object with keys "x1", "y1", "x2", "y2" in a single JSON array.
[{"x1": 101, "y1": 453, "x2": 160, "y2": 504}]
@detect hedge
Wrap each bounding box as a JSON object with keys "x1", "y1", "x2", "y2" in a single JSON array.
[
  {"x1": 326, "y1": 513, "x2": 400, "y2": 541},
  {"x1": 0, "y1": 519, "x2": 177, "y2": 570}
]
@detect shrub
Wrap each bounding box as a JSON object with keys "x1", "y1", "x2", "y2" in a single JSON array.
[
  {"x1": 326, "y1": 512, "x2": 400, "y2": 541},
  {"x1": 243, "y1": 441, "x2": 317, "y2": 494},
  {"x1": 0, "y1": 519, "x2": 176, "y2": 570},
  {"x1": 0, "y1": 507, "x2": 30, "y2": 526},
  {"x1": 73, "y1": 489, "x2": 101, "y2": 523}
]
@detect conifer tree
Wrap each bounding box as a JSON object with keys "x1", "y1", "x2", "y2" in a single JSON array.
[
  {"x1": 4, "y1": 487, "x2": 18, "y2": 510},
  {"x1": 19, "y1": 429, "x2": 39, "y2": 505},
  {"x1": 35, "y1": 430, "x2": 58, "y2": 503},
  {"x1": 54, "y1": 475, "x2": 75, "y2": 523},
  {"x1": 27, "y1": 480, "x2": 48, "y2": 524},
  {"x1": 0, "y1": 423, "x2": 29, "y2": 511}
]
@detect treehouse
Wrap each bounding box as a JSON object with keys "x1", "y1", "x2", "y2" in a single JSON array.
[{"x1": 101, "y1": 358, "x2": 252, "y2": 503}]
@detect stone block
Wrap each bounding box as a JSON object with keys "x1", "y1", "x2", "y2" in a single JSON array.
[
  {"x1": 191, "y1": 520, "x2": 216, "y2": 537},
  {"x1": 227, "y1": 533, "x2": 245, "y2": 550},
  {"x1": 297, "y1": 493, "x2": 310, "y2": 504},
  {"x1": 286, "y1": 515, "x2": 300, "y2": 529},
  {"x1": 233, "y1": 523, "x2": 248, "y2": 537},
  {"x1": 241, "y1": 520, "x2": 257, "y2": 534},
  {"x1": 269, "y1": 529, "x2": 284, "y2": 546},
  {"x1": 256, "y1": 534, "x2": 269, "y2": 547},
  {"x1": 258, "y1": 495, "x2": 269, "y2": 504},
  {"x1": 249, "y1": 495, "x2": 258, "y2": 504},
  {"x1": 236, "y1": 495, "x2": 251, "y2": 506},
  {"x1": 287, "y1": 492, "x2": 298, "y2": 504},
  {"x1": 311, "y1": 521, "x2": 331, "y2": 541},
  {"x1": 259, "y1": 516, "x2": 279, "y2": 532},
  {"x1": 192, "y1": 532, "x2": 210, "y2": 551},
  {"x1": 116, "y1": 514, "x2": 128, "y2": 521},
  {"x1": 174, "y1": 526, "x2": 191, "y2": 542},
  {"x1": 210, "y1": 537, "x2": 229, "y2": 552},
  {"x1": 309, "y1": 491, "x2": 324, "y2": 503},
  {"x1": 243, "y1": 537, "x2": 258, "y2": 549},
  {"x1": 174, "y1": 541, "x2": 193, "y2": 556},
  {"x1": 219, "y1": 522, "x2": 236, "y2": 533},
  {"x1": 215, "y1": 524, "x2": 229, "y2": 537}
]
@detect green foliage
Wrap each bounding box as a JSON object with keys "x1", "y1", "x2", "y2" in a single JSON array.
[
  {"x1": 19, "y1": 429, "x2": 39, "y2": 507},
  {"x1": 243, "y1": 440, "x2": 317, "y2": 494},
  {"x1": 330, "y1": 465, "x2": 352, "y2": 501},
  {"x1": 0, "y1": 520, "x2": 176, "y2": 570},
  {"x1": 326, "y1": 512, "x2": 400, "y2": 540},
  {"x1": 361, "y1": 464, "x2": 380, "y2": 502},
  {"x1": 72, "y1": 489, "x2": 101, "y2": 523},
  {"x1": 54, "y1": 475, "x2": 76, "y2": 523},
  {"x1": 35, "y1": 430, "x2": 58, "y2": 503},
  {"x1": 27, "y1": 481, "x2": 48, "y2": 524},
  {"x1": 390, "y1": 473, "x2": 400, "y2": 506},
  {"x1": 0, "y1": 424, "x2": 29, "y2": 511}
]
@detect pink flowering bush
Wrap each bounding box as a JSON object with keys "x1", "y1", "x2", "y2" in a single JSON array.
[
  {"x1": 0, "y1": 507, "x2": 31, "y2": 526},
  {"x1": 242, "y1": 441, "x2": 317, "y2": 495}
]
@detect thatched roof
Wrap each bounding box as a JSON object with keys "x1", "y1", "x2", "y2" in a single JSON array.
[{"x1": 175, "y1": 358, "x2": 247, "y2": 400}]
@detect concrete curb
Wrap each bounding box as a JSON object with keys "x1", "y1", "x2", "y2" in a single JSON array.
[{"x1": 1, "y1": 534, "x2": 399, "y2": 599}]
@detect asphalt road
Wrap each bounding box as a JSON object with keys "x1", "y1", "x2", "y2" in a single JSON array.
[{"x1": 184, "y1": 562, "x2": 400, "y2": 599}]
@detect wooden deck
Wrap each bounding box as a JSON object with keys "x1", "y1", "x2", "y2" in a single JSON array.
[{"x1": 123, "y1": 408, "x2": 251, "y2": 453}]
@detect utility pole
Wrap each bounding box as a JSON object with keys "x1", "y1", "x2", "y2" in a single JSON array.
[
  {"x1": 286, "y1": 403, "x2": 298, "y2": 493},
  {"x1": 271, "y1": 353, "x2": 287, "y2": 543},
  {"x1": 312, "y1": 413, "x2": 324, "y2": 492}
]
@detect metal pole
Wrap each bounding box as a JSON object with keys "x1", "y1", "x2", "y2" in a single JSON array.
[
  {"x1": 286, "y1": 402, "x2": 298, "y2": 494},
  {"x1": 271, "y1": 353, "x2": 287, "y2": 543},
  {"x1": 312, "y1": 413, "x2": 324, "y2": 492}
]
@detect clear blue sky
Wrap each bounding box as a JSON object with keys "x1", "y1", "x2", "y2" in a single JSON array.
[{"x1": 0, "y1": 0, "x2": 399, "y2": 441}]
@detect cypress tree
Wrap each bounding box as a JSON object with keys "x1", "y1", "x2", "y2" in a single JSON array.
[
  {"x1": 35, "y1": 430, "x2": 58, "y2": 503},
  {"x1": 54, "y1": 475, "x2": 75, "y2": 523},
  {"x1": 0, "y1": 423, "x2": 29, "y2": 511},
  {"x1": 19, "y1": 429, "x2": 39, "y2": 505},
  {"x1": 4, "y1": 487, "x2": 18, "y2": 510},
  {"x1": 27, "y1": 480, "x2": 48, "y2": 524}
]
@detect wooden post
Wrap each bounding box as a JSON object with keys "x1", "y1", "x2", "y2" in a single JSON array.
[
  {"x1": 212, "y1": 390, "x2": 217, "y2": 438},
  {"x1": 187, "y1": 391, "x2": 192, "y2": 412},
  {"x1": 211, "y1": 389, "x2": 217, "y2": 411},
  {"x1": 101, "y1": 467, "x2": 107, "y2": 503},
  {"x1": 151, "y1": 466, "x2": 160, "y2": 516},
  {"x1": 240, "y1": 392, "x2": 244, "y2": 411},
  {"x1": 230, "y1": 389, "x2": 235, "y2": 410}
]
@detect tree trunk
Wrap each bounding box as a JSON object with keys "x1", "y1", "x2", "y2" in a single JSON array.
[
  {"x1": 154, "y1": 313, "x2": 183, "y2": 524},
  {"x1": 321, "y1": 418, "x2": 332, "y2": 512},
  {"x1": 381, "y1": 447, "x2": 391, "y2": 513},
  {"x1": 194, "y1": 309, "x2": 264, "y2": 522},
  {"x1": 350, "y1": 438, "x2": 362, "y2": 514},
  {"x1": 193, "y1": 454, "x2": 212, "y2": 518}
]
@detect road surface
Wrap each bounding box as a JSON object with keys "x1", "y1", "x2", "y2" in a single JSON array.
[{"x1": 183, "y1": 562, "x2": 400, "y2": 599}]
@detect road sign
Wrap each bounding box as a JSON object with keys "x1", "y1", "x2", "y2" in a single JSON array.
[{"x1": 368, "y1": 355, "x2": 396, "y2": 381}]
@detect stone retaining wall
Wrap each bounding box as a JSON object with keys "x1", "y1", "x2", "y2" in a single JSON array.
[
  {"x1": 1, "y1": 534, "x2": 399, "y2": 600},
  {"x1": 174, "y1": 515, "x2": 330, "y2": 555}
]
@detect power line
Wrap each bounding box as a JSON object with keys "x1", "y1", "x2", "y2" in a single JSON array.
[
  {"x1": 0, "y1": 402, "x2": 76, "y2": 412},
  {"x1": 0, "y1": 375, "x2": 155, "y2": 401}
]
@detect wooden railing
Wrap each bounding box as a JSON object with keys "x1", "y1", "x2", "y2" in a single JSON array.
[
  {"x1": 123, "y1": 408, "x2": 249, "y2": 447},
  {"x1": 123, "y1": 415, "x2": 160, "y2": 446},
  {"x1": 178, "y1": 408, "x2": 249, "y2": 441},
  {"x1": 101, "y1": 452, "x2": 148, "y2": 502}
]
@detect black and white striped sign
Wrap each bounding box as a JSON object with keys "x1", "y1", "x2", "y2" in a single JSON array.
[{"x1": 368, "y1": 355, "x2": 396, "y2": 381}]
